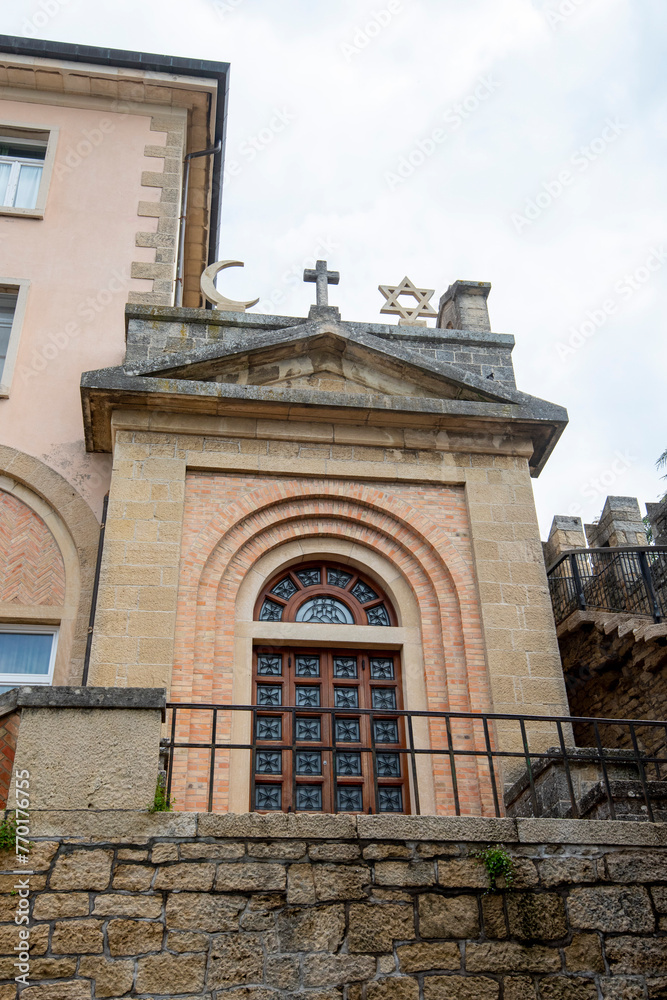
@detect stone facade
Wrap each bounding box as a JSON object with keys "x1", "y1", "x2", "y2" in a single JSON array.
[
  {"x1": 557, "y1": 611, "x2": 667, "y2": 754},
  {"x1": 5, "y1": 812, "x2": 667, "y2": 998},
  {"x1": 122, "y1": 304, "x2": 518, "y2": 387},
  {"x1": 77, "y1": 284, "x2": 572, "y2": 813},
  {"x1": 543, "y1": 495, "x2": 667, "y2": 738}
]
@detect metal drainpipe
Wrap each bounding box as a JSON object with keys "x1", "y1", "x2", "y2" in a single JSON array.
[
  {"x1": 81, "y1": 493, "x2": 109, "y2": 686},
  {"x1": 175, "y1": 141, "x2": 222, "y2": 307}
]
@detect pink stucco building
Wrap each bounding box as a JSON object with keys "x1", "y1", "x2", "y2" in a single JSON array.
[{"x1": 0, "y1": 37, "x2": 229, "y2": 688}]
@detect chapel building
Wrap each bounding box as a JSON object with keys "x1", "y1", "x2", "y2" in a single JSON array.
[{"x1": 0, "y1": 36, "x2": 572, "y2": 817}]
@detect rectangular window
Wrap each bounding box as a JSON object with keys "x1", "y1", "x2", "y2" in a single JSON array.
[
  {"x1": 0, "y1": 292, "x2": 18, "y2": 384},
  {"x1": 0, "y1": 135, "x2": 47, "y2": 210},
  {"x1": 252, "y1": 647, "x2": 406, "y2": 815},
  {"x1": 0, "y1": 626, "x2": 58, "y2": 692},
  {"x1": 0, "y1": 280, "x2": 29, "y2": 396}
]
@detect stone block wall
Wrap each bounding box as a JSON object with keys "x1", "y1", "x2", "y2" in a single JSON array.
[
  {"x1": 5, "y1": 812, "x2": 667, "y2": 999},
  {"x1": 557, "y1": 612, "x2": 667, "y2": 755},
  {"x1": 584, "y1": 497, "x2": 648, "y2": 549},
  {"x1": 123, "y1": 307, "x2": 517, "y2": 385},
  {"x1": 647, "y1": 498, "x2": 667, "y2": 547}
]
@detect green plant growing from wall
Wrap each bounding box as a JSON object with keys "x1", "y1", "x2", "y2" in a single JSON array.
[
  {"x1": 0, "y1": 812, "x2": 17, "y2": 852},
  {"x1": 149, "y1": 775, "x2": 173, "y2": 813},
  {"x1": 475, "y1": 844, "x2": 515, "y2": 894}
]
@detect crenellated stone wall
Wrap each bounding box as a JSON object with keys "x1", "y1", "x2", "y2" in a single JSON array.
[{"x1": 6, "y1": 812, "x2": 667, "y2": 999}]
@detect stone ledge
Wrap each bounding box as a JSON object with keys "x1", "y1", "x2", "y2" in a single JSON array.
[
  {"x1": 0, "y1": 685, "x2": 166, "y2": 719},
  {"x1": 516, "y1": 818, "x2": 667, "y2": 846},
  {"x1": 29, "y1": 810, "x2": 197, "y2": 841},
  {"x1": 356, "y1": 815, "x2": 516, "y2": 842},
  {"x1": 197, "y1": 812, "x2": 358, "y2": 841},
  {"x1": 124, "y1": 303, "x2": 515, "y2": 348},
  {"x1": 23, "y1": 810, "x2": 667, "y2": 846}
]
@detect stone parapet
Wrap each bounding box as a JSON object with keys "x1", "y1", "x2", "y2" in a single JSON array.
[
  {"x1": 3, "y1": 686, "x2": 165, "y2": 813},
  {"x1": 647, "y1": 495, "x2": 667, "y2": 545},
  {"x1": 505, "y1": 746, "x2": 667, "y2": 822},
  {"x1": 585, "y1": 495, "x2": 648, "y2": 548},
  {"x1": 122, "y1": 302, "x2": 517, "y2": 385},
  {"x1": 4, "y1": 811, "x2": 667, "y2": 997},
  {"x1": 543, "y1": 514, "x2": 587, "y2": 568}
]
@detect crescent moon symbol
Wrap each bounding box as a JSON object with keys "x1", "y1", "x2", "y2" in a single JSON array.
[{"x1": 200, "y1": 260, "x2": 260, "y2": 312}]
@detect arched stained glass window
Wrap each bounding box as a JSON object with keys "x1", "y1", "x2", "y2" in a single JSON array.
[
  {"x1": 255, "y1": 561, "x2": 396, "y2": 627},
  {"x1": 296, "y1": 597, "x2": 355, "y2": 625}
]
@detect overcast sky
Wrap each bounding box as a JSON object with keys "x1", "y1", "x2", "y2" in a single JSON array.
[{"x1": 4, "y1": 0, "x2": 666, "y2": 536}]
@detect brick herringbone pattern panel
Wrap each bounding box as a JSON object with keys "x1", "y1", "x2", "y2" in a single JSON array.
[{"x1": 0, "y1": 491, "x2": 65, "y2": 605}]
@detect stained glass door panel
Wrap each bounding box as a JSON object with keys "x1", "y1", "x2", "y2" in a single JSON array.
[{"x1": 252, "y1": 648, "x2": 407, "y2": 814}]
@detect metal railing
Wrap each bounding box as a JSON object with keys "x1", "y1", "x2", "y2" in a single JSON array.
[
  {"x1": 547, "y1": 546, "x2": 667, "y2": 625},
  {"x1": 163, "y1": 702, "x2": 667, "y2": 822}
]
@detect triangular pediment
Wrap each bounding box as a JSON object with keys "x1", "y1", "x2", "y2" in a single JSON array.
[
  {"x1": 127, "y1": 320, "x2": 515, "y2": 405},
  {"x1": 82, "y1": 314, "x2": 568, "y2": 473}
]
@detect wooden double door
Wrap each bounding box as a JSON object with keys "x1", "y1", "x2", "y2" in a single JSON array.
[{"x1": 252, "y1": 647, "x2": 408, "y2": 814}]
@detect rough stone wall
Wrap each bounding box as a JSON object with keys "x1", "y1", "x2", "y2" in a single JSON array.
[
  {"x1": 5, "y1": 813, "x2": 667, "y2": 999},
  {"x1": 559, "y1": 615, "x2": 667, "y2": 757},
  {"x1": 584, "y1": 497, "x2": 648, "y2": 549},
  {"x1": 647, "y1": 498, "x2": 667, "y2": 546},
  {"x1": 123, "y1": 309, "x2": 517, "y2": 385},
  {"x1": 0, "y1": 711, "x2": 18, "y2": 810}
]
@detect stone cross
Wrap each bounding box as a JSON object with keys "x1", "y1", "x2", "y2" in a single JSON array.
[{"x1": 304, "y1": 260, "x2": 340, "y2": 308}]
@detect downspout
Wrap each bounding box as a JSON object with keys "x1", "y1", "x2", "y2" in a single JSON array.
[
  {"x1": 81, "y1": 492, "x2": 109, "y2": 686},
  {"x1": 174, "y1": 141, "x2": 222, "y2": 307}
]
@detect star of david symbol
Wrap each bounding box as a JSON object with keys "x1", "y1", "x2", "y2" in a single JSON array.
[{"x1": 378, "y1": 276, "x2": 437, "y2": 324}]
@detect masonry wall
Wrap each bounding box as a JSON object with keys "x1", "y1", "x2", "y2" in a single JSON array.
[
  {"x1": 559, "y1": 619, "x2": 667, "y2": 756},
  {"x1": 0, "y1": 451, "x2": 100, "y2": 688},
  {"x1": 5, "y1": 813, "x2": 667, "y2": 999},
  {"x1": 171, "y1": 470, "x2": 489, "y2": 814},
  {"x1": 88, "y1": 414, "x2": 569, "y2": 813}
]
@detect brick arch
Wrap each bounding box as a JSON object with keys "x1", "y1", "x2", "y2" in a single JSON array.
[
  {"x1": 172, "y1": 477, "x2": 493, "y2": 815},
  {"x1": 176, "y1": 499, "x2": 486, "y2": 710},
  {"x1": 0, "y1": 447, "x2": 99, "y2": 686},
  {"x1": 0, "y1": 490, "x2": 65, "y2": 605},
  {"x1": 175, "y1": 481, "x2": 489, "y2": 719},
  {"x1": 180, "y1": 479, "x2": 473, "y2": 599}
]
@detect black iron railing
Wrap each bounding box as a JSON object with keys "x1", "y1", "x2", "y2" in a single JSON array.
[
  {"x1": 163, "y1": 703, "x2": 667, "y2": 822},
  {"x1": 547, "y1": 546, "x2": 667, "y2": 625}
]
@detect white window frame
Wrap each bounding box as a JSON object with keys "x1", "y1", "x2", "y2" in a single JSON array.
[
  {"x1": 0, "y1": 154, "x2": 45, "y2": 209},
  {"x1": 0, "y1": 123, "x2": 58, "y2": 220},
  {"x1": 0, "y1": 279, "x2": 30, "y2": 398},
  {"x1": 0, "y1": 625, "x2": 58, "y2": 688}
]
